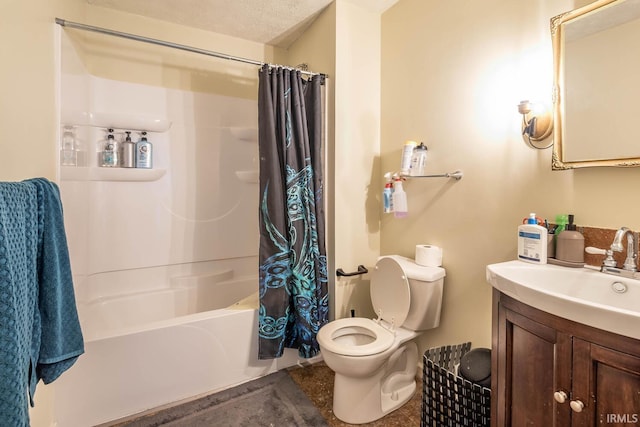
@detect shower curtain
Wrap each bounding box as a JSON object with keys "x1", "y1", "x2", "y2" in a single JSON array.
[{"x1": 257, "y1": 65, "x2": 327, "y2": 359}]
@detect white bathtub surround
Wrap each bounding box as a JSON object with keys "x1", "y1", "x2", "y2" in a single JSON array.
[
  {"x1": 54, "y1": 32, "x2": 315, "y2": 426},
  {"x1": 54, "y1": 283, "x2": 308, "y2": 426},
  {"x1": 76, "y1": 261, "x2": 255, "y2": 341}
]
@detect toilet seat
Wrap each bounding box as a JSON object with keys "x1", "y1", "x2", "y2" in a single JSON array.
[{"x1": 317, "y1": 318, "x2": 395, "y2": 356}]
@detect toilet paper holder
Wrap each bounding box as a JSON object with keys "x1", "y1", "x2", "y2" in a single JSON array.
[{"x1": 336, "y1": 265, "x2": 368, "y2": 277}]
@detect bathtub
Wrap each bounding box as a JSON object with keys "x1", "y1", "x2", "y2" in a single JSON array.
[{"x1": 51, "y1": 265, "x2": 311, "y2": 426}]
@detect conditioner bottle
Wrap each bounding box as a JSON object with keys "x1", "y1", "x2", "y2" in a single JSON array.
[{"x1": 136, "y1": 131, "x2": 153, "y2": 169}]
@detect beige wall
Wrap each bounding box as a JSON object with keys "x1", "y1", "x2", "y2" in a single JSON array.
[
  {"x1": 79, "y1": 6, "x2": 285, "y2": 99},
  {"x1": 0, "y1": 0, "x2": 84, "y2": 182},
  {"x1": 1, "y1": 1, "x2": 85, "y2": 423},
  {"x1": 288, "y1": 0, "x2": 384, "y2": 321},
  {"x1": 332, "y1": 0, "x2": 383, "y2": 320},
  {"x1": 381, "y1": 0, "x2": 640, "y2": 353}
]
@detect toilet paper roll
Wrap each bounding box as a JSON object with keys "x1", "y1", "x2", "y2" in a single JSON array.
[{"x1": 415, "y1": 244, "x2": 443, "y2": 267}]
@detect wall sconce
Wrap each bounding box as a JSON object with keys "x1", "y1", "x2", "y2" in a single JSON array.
[{"x1": 517, "y1": 100, "x2": 553, "y2": 149}]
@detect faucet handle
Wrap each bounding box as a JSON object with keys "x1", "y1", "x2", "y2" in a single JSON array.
[
  {"x1": 585, "y1": 246, "x2": 606, "y2": 255},
  {"x1": 586, "y1": 246, "x2": 617, "y2": 268}
]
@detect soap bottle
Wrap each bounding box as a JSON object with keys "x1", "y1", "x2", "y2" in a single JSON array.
[
  {"x1": 101, "y1": 128, "x2": 118, "y2": 167},
  {"x1": 409, "y1": 142, "x2": 428, "y2": 176},
  {"x1": 136, "y1": 131, "x2": 153, "y2": 169},
  {"x1": 121, "y1": 131, "x2": 136, "y2": 168},
  {"x1": 517, "y1": 213, "x2": 548, "y2": 264},
  {"x1": 555, "y1": 214, "x2": 585, "y2": 266},
  {"x1": 383, "y1": 173, "x2": 394, "y2": 213},
  {"x1": 392, "y1": 176, "x2": 408, "y2": 218}
]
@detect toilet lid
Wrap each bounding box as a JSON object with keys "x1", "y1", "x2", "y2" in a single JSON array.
[{"x1": 370, "y1": 256, "x2": 410, "y2": 327}]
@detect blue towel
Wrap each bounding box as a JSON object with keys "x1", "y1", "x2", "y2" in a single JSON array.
[
  {"x1": 0, "y1": 182, "x2": 38, "y2": 426},
  {"x1": 0, "y1": 179, "x2": 84, "y2": 426}
]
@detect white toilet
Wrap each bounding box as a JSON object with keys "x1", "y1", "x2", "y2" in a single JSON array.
[{"x1": 317, "y1": 255, "x2": 445, "y2": 424}]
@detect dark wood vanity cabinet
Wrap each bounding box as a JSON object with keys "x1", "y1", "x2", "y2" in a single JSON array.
[{"x1": 492, "y1": 289, "x2": 640, "y2": 426}]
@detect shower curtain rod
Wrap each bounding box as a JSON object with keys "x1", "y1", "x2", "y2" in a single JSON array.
[{"x1": 55, "y1": 18, "x2": 326, "y2": 80}]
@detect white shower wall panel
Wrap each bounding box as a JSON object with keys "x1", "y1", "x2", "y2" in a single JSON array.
[{"x1": 84, "y1": 77, "x2": 258, "y2": 274}]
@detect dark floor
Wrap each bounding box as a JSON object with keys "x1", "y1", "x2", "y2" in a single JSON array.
[
  {"x1": 109, "y1": 362, "x2": 422, "y2": 427},
  {"x1": 286, "y1": 362, "x2": 422, "y2": 427}
]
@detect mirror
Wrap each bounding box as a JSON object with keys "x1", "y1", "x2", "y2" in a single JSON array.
[{"x1": 552, "y1": 0, "x2": 640, "y2": 169}]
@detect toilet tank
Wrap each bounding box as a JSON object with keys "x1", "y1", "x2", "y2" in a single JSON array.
[{"x1": 390, "y1": 255, "x2": 446, "y2": 331}]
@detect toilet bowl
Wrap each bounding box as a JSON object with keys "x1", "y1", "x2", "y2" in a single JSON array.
[{"x1": 317, "y1": 255, "x2": 445, "y2": 424}]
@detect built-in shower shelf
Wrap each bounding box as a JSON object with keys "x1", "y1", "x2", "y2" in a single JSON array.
[
  {"x1": 61, "y1": 166, "x2": 167, "y2": 182},
  {"x1": 61, "y1": 111, "x2": 172, "y2": 133},
  {"x1": 235, "y1": 170, "x2": 259, "y2": 183}
]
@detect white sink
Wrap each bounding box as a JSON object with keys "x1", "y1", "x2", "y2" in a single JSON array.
[{"x1": 486, "y1": 260, "x2": 640, "y2": 340}]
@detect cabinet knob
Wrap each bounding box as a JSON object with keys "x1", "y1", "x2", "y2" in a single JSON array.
[
  {"x1": 553, "y1": 391, "x2": 568, "y2": 404},
  {"x1": 570, "y1": 400, "x2": 585, "y2": 413}
]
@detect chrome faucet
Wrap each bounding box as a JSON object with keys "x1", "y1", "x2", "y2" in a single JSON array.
[{"x1": 610, "y1": 227, "x2": 638, "y2": 272}]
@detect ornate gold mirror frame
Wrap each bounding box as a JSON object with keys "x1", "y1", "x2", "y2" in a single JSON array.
[{"x1": 552, "y1": 0, "x2": 640, "y2": 169}]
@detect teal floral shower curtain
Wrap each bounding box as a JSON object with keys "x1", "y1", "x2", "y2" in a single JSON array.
[{"x1": 257, "y1": 65, "x2": 327, "y2": 359}]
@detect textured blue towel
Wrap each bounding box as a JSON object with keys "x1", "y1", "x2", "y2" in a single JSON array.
[
  {"x1": 0, "y1": 179, "x2": 84, "y2": 426},
  {"x1": 0, "y1": 182, "x2": 38, "y2": 426}
]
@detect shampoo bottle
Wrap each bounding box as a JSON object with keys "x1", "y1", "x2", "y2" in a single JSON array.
[
  {"x1": 121, "y1": 131, "x2": 136, "y2": 168},
  {"x1": 517, "y1": 213, "x2": 548, "y2": 264},
  {"x1": 392, "y1": 176, "x2": 408, "y2": 218},
  {"x1": 136, "y1": 131, "x2": 153, "y2": 169},
  {"x1": 101, "y1": 128, "x2": 118, "y2": 167}
]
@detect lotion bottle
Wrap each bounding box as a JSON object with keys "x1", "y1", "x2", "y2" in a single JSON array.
[
  {"x1": 517, "y1": 213, "x2": 547, "y2": 264},
  {"x1": 136, "y1": 131, "x2": 153, "y2": 169},
  {"x1": 392, "y1": 176, "x2": 408, "y2": 218}
]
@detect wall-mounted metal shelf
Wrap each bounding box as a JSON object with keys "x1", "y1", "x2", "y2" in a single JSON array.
[{"x1": 402, "y1": 170, "x2": 463, "y2": 180}]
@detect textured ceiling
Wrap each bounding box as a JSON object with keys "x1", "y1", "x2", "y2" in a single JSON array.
[{"x1": 87, "y1": 0, "x2": 398, "y2": 48}]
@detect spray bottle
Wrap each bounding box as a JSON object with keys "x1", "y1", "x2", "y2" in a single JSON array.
[
  {"x1": 383, "y1": 172, "x2": 394, "y2": 213},
  {"x1": 392, "y1": 175, "x2": 408, "y2": 218}
]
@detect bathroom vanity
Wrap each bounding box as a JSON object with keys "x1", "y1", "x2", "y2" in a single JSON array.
[{"x1": 487, "y1": 261, "x2": 640, "y2": 426}]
